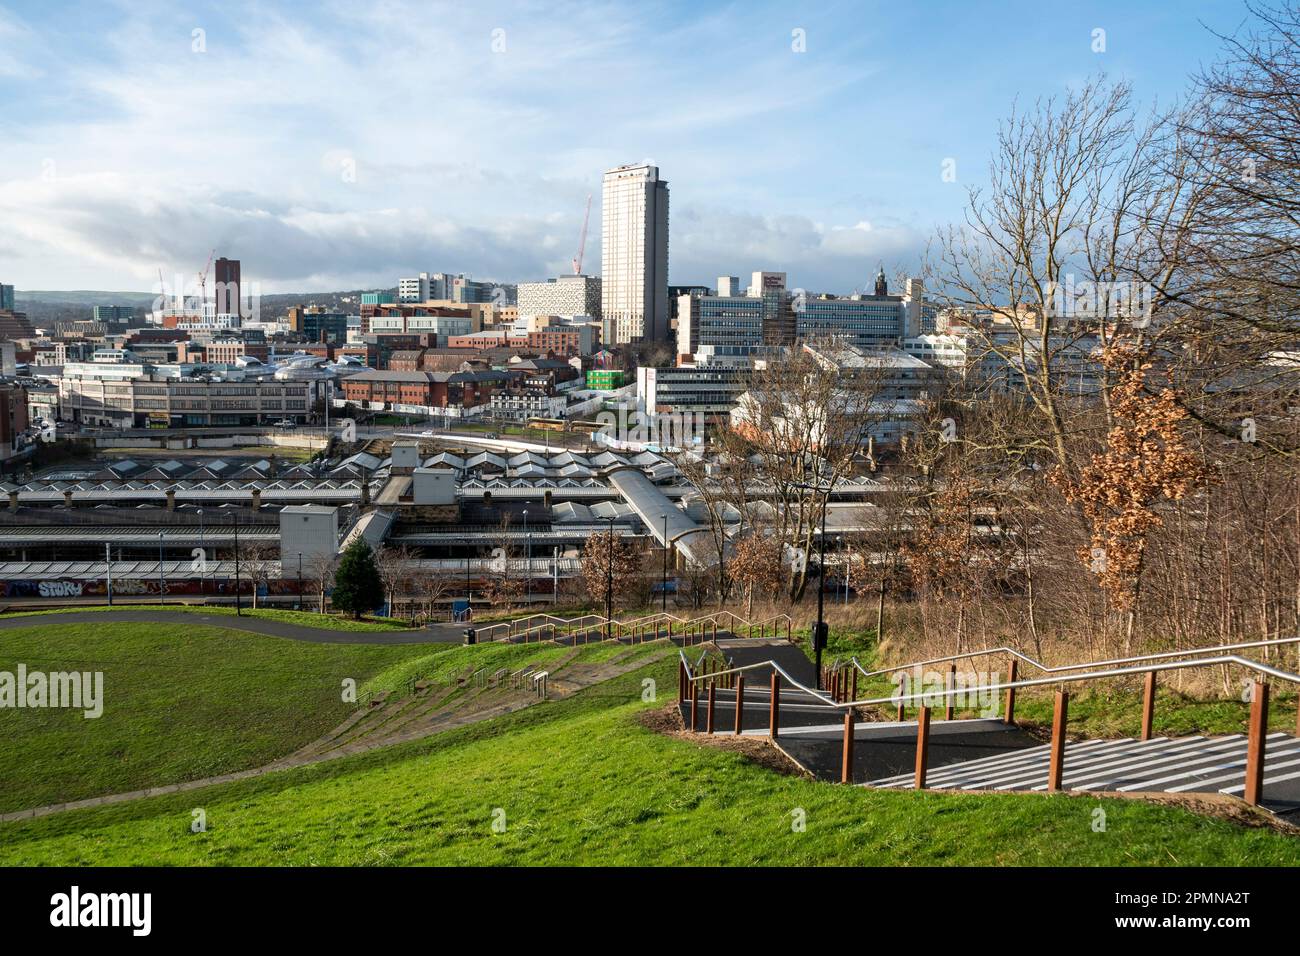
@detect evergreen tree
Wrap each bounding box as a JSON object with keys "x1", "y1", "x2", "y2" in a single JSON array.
[{"x1": 332, "y1": 539, "x2": 385, "y2": 619}]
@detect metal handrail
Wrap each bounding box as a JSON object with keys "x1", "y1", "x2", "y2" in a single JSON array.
[
  {"x1": 477, "y1": 607, "x2": 795, "y2": 645},
  {"x1": 684, "y1": 650, "x2": 1300, "y2": 712},
  {"x1": 850, "y1": 634, "x2": 1300, "y2": 683}
]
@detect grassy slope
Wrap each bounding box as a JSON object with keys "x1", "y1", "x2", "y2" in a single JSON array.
[
  {"x1": 0, "y1": 622, "x2": 434, "y2": 813},
  {"x1": 2, "y1": 606, "x2": 414, "y2": 632},
  {"x1": 3, "y1": 655, "x2": 1298, "y2": 866}
]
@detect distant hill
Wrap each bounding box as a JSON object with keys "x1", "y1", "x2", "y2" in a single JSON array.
[{"x1": 11, "y1": 288, "x2": 401, "y2": 324}]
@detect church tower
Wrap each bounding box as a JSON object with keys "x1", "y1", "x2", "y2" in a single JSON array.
[{"x1": 873, "y1": 265, "x2": 888, "y2": 297}]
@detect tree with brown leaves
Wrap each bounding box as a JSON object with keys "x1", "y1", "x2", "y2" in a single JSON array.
[{"x1": 1055, "y1": 345, "x2": 1208, "y2": 648}]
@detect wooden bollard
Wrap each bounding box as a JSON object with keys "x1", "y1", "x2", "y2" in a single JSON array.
[
  {"x1": 945, "y1": 664, "x2": 956, "y2": 720},
  {"x1": 689, "y1": 680, "x2": 698, "y2": 731},
  {"x1": 897, "y1": 699, "x2": 905, "y2": 721},
  {"x1": 769, "y1": 672, "x2": 780, "y2": 738},
  {"x1": 914, "y1": 706, "x2": 931, "y2": 789},
  {"x1": 1004, "y1": 658, "x2": 1017, "y2": 724},
  {"x1": 841, "y1": 708, "x2": 856, "y2": 784},
  {"x1": 734, "y1": 676, "x2": 745, "y2": 735},
  {"x1": 706, "y1": 684, "x2": 716, "y2": 734},
  {"x1": 1047, "y1": 691, "x2": 1069, "y2": 791},
  {"x1": 1140, "y1": 671, "x2": 1157, "y2": 741},
  {"x1": 1244, "y1": 681, "x2": 1269, "y2": 807}
]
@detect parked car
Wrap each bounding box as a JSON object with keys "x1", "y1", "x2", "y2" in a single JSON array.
[{"x1": 274, "y1": 419, "x2": 297, "y2": 429}]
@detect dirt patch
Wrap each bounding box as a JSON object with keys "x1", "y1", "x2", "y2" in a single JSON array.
[
  {"x1": 1089, "y1": 789, "x2": 1300, "y2": 836},
  {"x1": 639, "y1": 704, "x2": 812, "y2": 779}
]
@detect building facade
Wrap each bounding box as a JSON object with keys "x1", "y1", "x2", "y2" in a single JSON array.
[
  {"x1": 601, "y1": 163, "x2": 669, "y2": 345},
  {"x1": 517, "y1": 275, "x2": 602, "y2": 320}
]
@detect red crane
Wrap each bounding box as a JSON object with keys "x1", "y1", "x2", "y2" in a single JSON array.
[{"x1": 571, "y1": 194, "x2": 592, "y2": 275}]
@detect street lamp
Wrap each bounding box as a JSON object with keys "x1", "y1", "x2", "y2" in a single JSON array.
[
  {"x1": 158, "y1": 531, "x2": 166, "y2": 604},
  {"x1": 602, "y1": 515, "x2": 615, "y2": 639},
  {"x1": 297, "y1": 552, "x2": 303, "y2": 610},
  {"x1": 660, "y1": 513, "x2": 669, "y2": 613},
  {"x1": 793, "y1": 478, "x2": 835, "y2": 689},
  {"x1": 232, "y1": 512, "x2": 243, "y2": 617},
  {"x1": 522, "y1": 509, "x2": 530, "y2": 607},
  {"x1": 197, "y1": 508, "x2": 205, "y2": 596}
]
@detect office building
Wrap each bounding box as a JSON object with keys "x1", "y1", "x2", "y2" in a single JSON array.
[
  {"x1": 0, "y1": 284, "x2": 13, "y2": 312},
  {"x1": 601, "y1": 163, "x2": 669, "y2": 345},
  {"x1": 92, "y1": 305, "x2": 134, "y2": 325},
  {"x1": 517, "y1": 275, "x2": 602, "y2": 319},
  {"x1": 213, "y1": 257, "x2": 241, "y2": 318}
]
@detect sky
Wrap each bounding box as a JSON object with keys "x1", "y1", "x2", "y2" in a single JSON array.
[{"x1": 0, "y1": 0, "x2": 1254, "y2": 295}]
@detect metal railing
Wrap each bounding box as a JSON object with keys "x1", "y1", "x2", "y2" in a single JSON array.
[
  {"x1": 677, "y1": 639, "x2": 1300, "y2": 807},
  {"x1": 850, "y1": 634, "x2": 1300, "y2": 682},
  {"x1": 473, "y1": 608, "x2": 795, "y2": 647}
]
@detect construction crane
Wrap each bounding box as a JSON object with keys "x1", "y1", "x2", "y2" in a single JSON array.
[
  {"x1": 571, "y1": 194, "x2": 592, "y2": 275},
  {"x1": 197, "y1": 248, "x2": 215, "y2": 305}
]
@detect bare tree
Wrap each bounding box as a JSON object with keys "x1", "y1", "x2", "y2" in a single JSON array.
[
  {"x1": 241, "y1": 543, "x2": 274, "y2": 610},
  {"x1": 729, "y1": 342, "x2": 895, "y2": 601},
  {"x1": 375, "y1": 544, "x2": 416, "y2": 617},
  {"x1": 303, "y1": 551, "x2": 337, "y2": 614}
]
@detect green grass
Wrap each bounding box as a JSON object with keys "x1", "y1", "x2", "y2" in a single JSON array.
[
  {"x1": 3, "y1": 655, "x2": 1298, "y2": 866},
  {"x1": 1, "y1": 605, "x2": 415, "y2": 632},
  {"x1": 1012, "y1": 684, "x2": 1300, "y2": 739},
  {"x1": 0, "y1": 622, "x2": 433, "y2": 814}
]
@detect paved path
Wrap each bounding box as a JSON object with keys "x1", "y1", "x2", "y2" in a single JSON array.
[{"x1": 0, "y1": 609, "x2": 460, "y2": 645}]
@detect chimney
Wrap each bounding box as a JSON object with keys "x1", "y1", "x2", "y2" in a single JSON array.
[
  {"x1": 63, "y1": 489, "x2": 74, "y2": 508},
  {"x1": 8, "y1": 489, "x2": 18, "y2": 511},
  {"x1": 165, "y1": 487, "x2": 177, "y2": 511},
  {"x1": 250, "y1": 488, "x2": 262, "y2": 511}
]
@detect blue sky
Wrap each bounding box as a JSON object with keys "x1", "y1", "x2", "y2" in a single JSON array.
[{"x1": 0, "y1": 0, "x2": 1250, "y2": 293}]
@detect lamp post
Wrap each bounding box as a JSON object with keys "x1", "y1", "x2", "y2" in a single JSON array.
[
  {"x1": 297, "y1": 552, "x2": 303, "y2": 610},
  {"x1": 603, "y1": 515, "x2": 615, "y2": 640},
  {"x1": 197, "y1": 508, "x2": 206, "y2": 596},
  {"x1": 158, "y1": 531, "x2": 166, "y2": 604},
  {"x1": 232, "y1": 513, "x2": 243, "y2": 617},
  {"x1": 105, "y1": 541, "x2": 113, "y2": 607},
  {"x1": 523, "y1": 509, "x2": 530, "y2": 607},
  {"x1": 794, "y1": 478, "x2": 834, "y2": 689},
  {"x1": 660, "y1": 513, "x2": 669, "y2": 612}
]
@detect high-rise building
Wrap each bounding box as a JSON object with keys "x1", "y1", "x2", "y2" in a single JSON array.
[
  {"x1": 92, "y1": 305, "x2": 134, "y2": 325},
  {"x1": 517, "y1": 275, "x2": 602, "y2": 318},
  {"x1": 213, "y1": 257, "x2": 241, "y2": 317},
  {"x1": 0, "y1": 284, "x2": 14, "y2": 311},
  {"x1": 601, "y1": 163, "x2": 669, "y2": 345},
  {"x1": 399, "y1": 273, "x2": 431, "y2": 302}
]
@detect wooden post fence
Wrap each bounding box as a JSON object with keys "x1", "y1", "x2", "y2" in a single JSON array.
[
  {"x1": 1047, "y1": 691, "x2": 1069, "y2": 791},
  {"x1": 734, "y1": 676, "x2": 745, "y2": 735},
  {"x1": 1244, "y1": 681, "x2": 1269, "y2": 807},
  {"x1": 1140, "y1": 671, "x2": 1157, "y2": 742},
  {"x1": 841, "y1": 708, "x2": 855, "y2": 784},
  {"x1": 914, "y1": 706, "x2": 931, "y2": 789},
  {"x1": 1004, "y1": 659, "x2": 1017, "y2": 725},
  {"x1": 769, "y1": 672, "x2": 780, "y2": 738}
]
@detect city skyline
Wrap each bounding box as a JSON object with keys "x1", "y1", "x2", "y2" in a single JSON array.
[{"x1": 0, "y1": 0, "x2": 1241, "y2": 294}]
